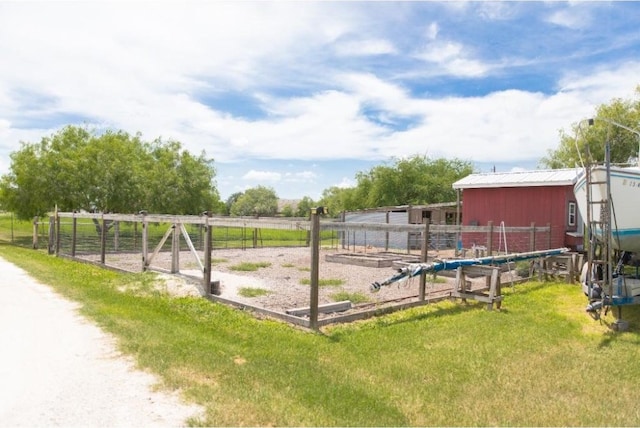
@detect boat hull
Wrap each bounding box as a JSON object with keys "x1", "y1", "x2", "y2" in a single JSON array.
[{"x1": 574, "y1": 166, "x2": 640, "y2": 253}]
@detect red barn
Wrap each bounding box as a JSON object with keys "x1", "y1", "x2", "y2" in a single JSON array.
[{"x1": 452, "y1": 169, "x2": 583, "y2": 252}]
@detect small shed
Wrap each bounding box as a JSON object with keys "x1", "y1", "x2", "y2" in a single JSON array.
[
  {"x1": 343, "y1": 203, "x2": 458, "y2": 225},
  {"x1": 341, "y1": 203, "x2": 459, "y2": 250},
  {"x1": 452, "y1": 168, "x2": 583, "y2": 251}
]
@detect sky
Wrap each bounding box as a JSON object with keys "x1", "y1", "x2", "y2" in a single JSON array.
[{"x1": 1, "y1": 1, "x2": 640, "y2": 202}]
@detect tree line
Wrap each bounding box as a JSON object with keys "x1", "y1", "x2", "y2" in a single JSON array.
[{"x1": 2, "y1": 86, "x2": 638, "y2": 220}]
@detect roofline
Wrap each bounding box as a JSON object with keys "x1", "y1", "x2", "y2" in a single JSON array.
[{"x1": 452, "y1": 168, "x2": 581, "y2": 190}]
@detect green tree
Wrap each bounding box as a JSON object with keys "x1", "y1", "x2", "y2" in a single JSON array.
[
  {"x1": 142, "y1": 139, "x2": 219, "y2": 215},
  {"x1": 280, "y1": 204, "x2": 294, "y2": 217},
  {"x1": 230, "y1": 186, "x2": 278, "y2": 217},
  {"x1": 0, "y1": 125, "x2": 221, "y2": 219},
  {"x1": 224, "y1": 192, "x2": 244, "y2": 215},
  {"x1": 318, "y1": 186, "x2": 358, "y2": 217},
  {"x1": 295, "y1": 196, "x2": 316, "y2": 218},
  {"x1": 541, "y1": 87, "x2": 640, "y2": 168},
  {"x1": 357, "y1": 155, "x2": 473, "y2": 207},
  {"x1": 318, "y1": 155, "x2": 472, "y2": 215}
]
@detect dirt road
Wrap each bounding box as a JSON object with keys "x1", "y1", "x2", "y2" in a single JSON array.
[{"x1": 0, "y1": 257, "x2": 202, "y2": 427}]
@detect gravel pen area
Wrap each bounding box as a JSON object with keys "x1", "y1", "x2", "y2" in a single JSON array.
[
  {"x1": 92, "y1": 246, "x2": 505, "y2": 316},
  {"x1": 0, "y1": 257, "x2": 204, "y2": 427}
]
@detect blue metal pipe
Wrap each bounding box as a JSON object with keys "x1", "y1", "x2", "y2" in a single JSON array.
[{"x1": 371, "y1": 247, "x2": 569, "y2": 292}]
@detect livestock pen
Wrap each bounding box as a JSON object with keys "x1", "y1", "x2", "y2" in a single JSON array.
[{"x1": 31, "y1": 211, "x2": 564, "y2": 329}]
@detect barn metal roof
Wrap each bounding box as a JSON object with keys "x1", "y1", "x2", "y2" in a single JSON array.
[{"x1": 452, "y1": 168, "x2": 583, "y2": 189}]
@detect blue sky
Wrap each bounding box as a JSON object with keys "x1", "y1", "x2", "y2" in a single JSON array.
[{"x1": 1, "y1": 1, "x2": 639, "y2": 201}]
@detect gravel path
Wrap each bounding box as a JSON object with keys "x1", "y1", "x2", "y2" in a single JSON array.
[{"x1": 0, "y1": 257, "x2": 203, "y2": 427}]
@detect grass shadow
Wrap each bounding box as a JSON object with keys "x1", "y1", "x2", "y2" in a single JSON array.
[{"x1": 323, "y1": 299, "x2": 489, "y2": 341}]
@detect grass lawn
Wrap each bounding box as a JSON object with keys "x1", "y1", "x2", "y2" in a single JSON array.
[{"x1": 2, "y1": 244, "x2": 640, "y2": 426}]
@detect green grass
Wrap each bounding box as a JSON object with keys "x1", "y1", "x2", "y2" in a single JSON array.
[
  {"x1": 299, "y1": 278, "x2": 344, "y2": 286},
  {"x1": 229, "y1": 261, "x2": 272, "y2": 271},
  {"x1": 330, "y1": 291, "x2": 370, "y2": 304},
  {"x1": 428, "y1": 275, "x2": 447, "y2": 283},
  {"x1": 238, "y1": 287, "x2": 271, "y2": 298},
  {"x1": 3, "y1": 243, "x2": 640, "y2": 426}
]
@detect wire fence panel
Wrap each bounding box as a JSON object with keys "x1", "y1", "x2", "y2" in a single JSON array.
[{"x1": 0, "y1": 214, "x2": 51, "y2": 249}]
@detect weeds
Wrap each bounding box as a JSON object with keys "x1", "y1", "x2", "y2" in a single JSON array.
[{"x1": 229, "y1": 261, "x2": 271, "y2": 271}]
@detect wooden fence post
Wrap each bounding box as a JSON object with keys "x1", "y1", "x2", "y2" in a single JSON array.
[
  {"x1": 309, "y1": 207, "x2": 322, "y2": 330},
  {"x1": 71, "y1": 214, "x2": 77, "y2": 257},
  {"x1": 419, "y1": 221, "x2": 429, "y2": 301},
  {"x1": 114, "y1": 221, "x2": 120, "y2": 252},
  {"x1": 32, "y1": 216, "x2": 39, "y2": 249},
  {"x1": 141, "y1": 213, "x2": 148, "y2": 271},
  {"x1": 339, "y1": 211, "x2": 345, "y2": 249},
  {"x1": 100, "y1": 215, "x2": 107, "y2": 265},
  {"x1": 47, "y1": 216, "x2": 54, "y2": 254},
  {"x1": 171, "y1": 223, "x2": 179, "y2": 273},
  {"x1": 487, "y1": 221, "x2": 494, "y2": 256},
  {"x1": 54, "y1": 214, "x2": 60, "y2": 256},
  {"x1": 385, "y1": 211, "x2": 390, "y2": 251},
  {"x1": 203, "y1": 214, "x2": 212, "y2": 293},
  {"x1": 529, "y1": 222, "x2": 536, "y2": 252}
]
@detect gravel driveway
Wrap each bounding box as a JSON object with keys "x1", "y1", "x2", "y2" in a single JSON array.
[{"x1": 0, "y1": 257, "x2": 203, "y2": 427}]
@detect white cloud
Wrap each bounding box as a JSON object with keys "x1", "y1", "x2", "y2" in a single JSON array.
[
  {"x1": 335, "y1": 39, "x2": 396, "y2": 56},
  {"x1": 284, "y1": 171, "x2": 318, "y2": 182},
  {"x1": 477, "y1": 2, "x2": 519, "y2": 21},
  {"x1": 242, "y1": 170, "x2": 282, "y2": 182},
  {"x1": 546, "y1": 6, "x2": 592, "y2": 30},
  {"x1": 426, "y1": 22, "x2": 439, "y2": 40},
  {"x1": 414, "y1": 39, "x2": 491, "y2": 78}
]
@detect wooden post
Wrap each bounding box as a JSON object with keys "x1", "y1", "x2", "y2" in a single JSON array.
[
  {"x1": 385, "y1": 211, "x2": 390, "y2": 251},
  {"x1": 203, "y1": 214, "x2": 212, "y2": 293},
  {"x1": 419, "y1": 221, "x2": 429, "y2": 301},
  {"x1": 32, "y1": 216, "x2": 39, "y2": 249},
  {"x1": 566, "y1": 255, "x2": 574, "y2": 284},
  {"x1": 487, "y1": 221, "x2": 494, "y2": 256},
  {"x1": 100, "y1": 215, "x2": 107, "y2": 265},
  {"x1": 47, "y1": 216, "x2": 54, "y2": 254},
  {"x1": 133, "y1": 222, "x2": 138, "y2": 251},
  {"x1": 455, "y1": 188, "x2": 461, "y2": 257},
  {"x1": 54, "y1": 214, "x2": 60, "y2": 256},
  {"x1": 339, "y1": 211, "x2": 345, "y2": 249},
  {"x1": 309, "y1": 208, "x2": 322, "y2": 330},
  {"x1": 546, "y1": 222, "x2": 551, "y2": 250},
  {"x1": 141, "y1": 213, "x2": 148, "y2": 271},
  {"x1": 456, "y1": 266, "x2": 467, "y2": 303},
  {"x1": 71, "y1": 214, "x2": 77, "y2": 257},
  {"x1": 171, "y1": 223, "x2": 179, "y2": 273},
  {"x1": 114, "y1": 221, "x2": 120, "y2": 252},
  {"x1": 529, "y1": 222, "x2": 536, "y2": 252},
  {"x1": 253, "y1": 227, "x2": 258, "y2": 248},
  {"x1": 487, "y1": 267, "x2": 501, "y2": 310},
  {"x1": 406, "y1": 209, "x2": 411, "y2": 254}
]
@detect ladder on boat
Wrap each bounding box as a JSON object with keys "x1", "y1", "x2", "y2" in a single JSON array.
[{"x1": 584, "y1": 163, "x2": 613, "y2": 319}]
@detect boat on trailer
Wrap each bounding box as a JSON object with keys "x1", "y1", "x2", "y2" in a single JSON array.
[
  {"x1": 574, "y1": 165, "x2": 640, "y2": 253},
  {"x1": 573, "y1": 164, "x2": 640, "y2": 312}
]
